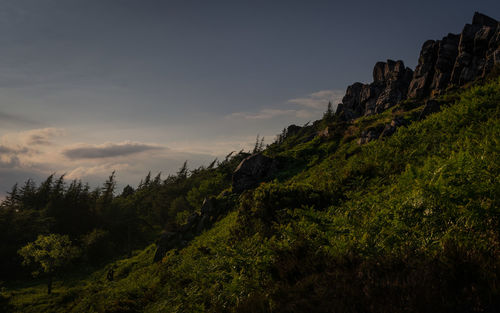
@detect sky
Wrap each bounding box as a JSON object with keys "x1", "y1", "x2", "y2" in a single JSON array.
[{"x1": 0, "y1": 0, "x2": 499, "y2": 196}]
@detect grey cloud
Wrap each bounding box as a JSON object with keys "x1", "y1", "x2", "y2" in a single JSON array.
[
  {"x1": 0, "y1": 144, "x2": 29, "y2": 155},
  {"x1": 0, "y1": 154, "x2": 21, "y2": 168},
  {"x1": 63, "y1": 142, "x2": 164, "y2": 159},
  {"x1": 28, "y1": 134, "x2": 52, "y2": 145},
  {"x1": 0, "y1": 145, "x2": 16, "y2": 154}
]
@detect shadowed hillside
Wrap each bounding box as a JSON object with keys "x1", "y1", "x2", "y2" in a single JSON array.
[{"x1": 1, "y1": 12, "x2": 499, "y2": 313}]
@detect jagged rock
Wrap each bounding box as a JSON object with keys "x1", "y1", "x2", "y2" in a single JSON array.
[
  {"x1": 153, "y1": 232, "x2": 184, "y2": 262},
  {"x1": 408, "y1": 40, "x2": 440, "y2": 98},
  {"x1": 418, "y1": 99, "x2": 441, "y2": 120},
  {"x1": 397, "y1": 13, "x2": 498, "y2": 101},
  {"x1": 380, "y1": 116, "x2": 406, "y2": 138},
  {"x1": 154, "y1": 197, "x2": 228, "y2": 262},
  {"x1": 336, "y1": 13, "x2": 498, "y2": 119},
  {"x1": 318, "y1": 127, "x2": 330, "y2": 138},
  {"x1": 357, "y1": 129, "x2": 379, "y2": 145},
  {"x1": 336, "y1": 60, "x2": 413, "y2": 119},
  {"x1": 232, "y1": 153, "x2": 278, "y2": 193},
  {"x1": 180, "y1": 213, "x2": 200, "y2": 233},
  {"x1": 484, "y1": 25, "x2": 500, "y2": 75},
  {"x1": 336, "y1": 82, "x2": 365, "y2": 120},
  {"x1": 286, "y1": 124, "x2": 302, "y2": 135},
  {"x1": 430, "y1": 33, "x2": 460, "y2": 94},
  {"x1": 200, "y1": 197, "x2": 217, "y2": 216},
  {"x1": 472, "y1": 12, "x2": 498, "y2": 27},
  {"x1": 374, "y1": 60, "x2": 413, "y2": 112},
  {"x1": 450, "y1": 13, "x2": 499, "y2": 86}
]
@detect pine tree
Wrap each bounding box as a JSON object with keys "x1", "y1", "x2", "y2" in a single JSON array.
[
  {"x1": 323, "y1": 101, "x2": 334, "y2": 120},
  {"x1": 259, "y1": 136, "x2": 265, "y2": 152},
  {"x1": 253, "y1": 134, "x2": 260, "y2": 153},
  {"x1": 177, "y1": 161, "x2": 188, "y2": 180}
]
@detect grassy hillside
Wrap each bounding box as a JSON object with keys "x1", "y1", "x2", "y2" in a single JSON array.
[{"x1": 2, "y1": 76, "x2": 499, "y2": 312}]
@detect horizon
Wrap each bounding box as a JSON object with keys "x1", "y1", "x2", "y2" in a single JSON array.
[{"x1": 1, "y1": 0, "x2": 499, "y2": 196}]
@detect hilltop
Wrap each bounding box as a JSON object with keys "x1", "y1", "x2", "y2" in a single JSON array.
[{"x1": 1, "y1": 12, "x2": 499, "y2": 313}]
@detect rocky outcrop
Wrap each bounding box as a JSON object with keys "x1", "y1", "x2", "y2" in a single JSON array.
[
  {"x1": 318, "y1": 127, "x2": 330, "y2": 138},
  {"x1": 357, "y1": 116, "x2": 408, "y2": 145},
  {"x1": 153, "y1": 196, "x2": 229, "y2": 262},
  {"x1": 380, "y1": 116, "x2": 407, "y2": 138},
  {"x1": 336, "y1": 60, "x2": 413, "y2": 120},
  {"x1": 232, "y1": 153, "x2": 278, "y2": 193},
  {"x1": 286, "y1": 124, "x2": 302, "y2": 136},
  {"x1": 337, "y1": 12, "x2": 499, "y2": 120},
  {"x1": 410, "y1": 12, "x2": 499, "y2": 99},
  {"x1": 417, "y1": 99, "x2": 441, "y2": 121},
  {"x1": 407, "y1": 40, "x2": 440, "y2": 99},
  {"x1": 357, "y1": 128, "x2": 381, "y2": 145},
  {"x1": 153, "y1": 231, "x2": 184, "y2": 262}
]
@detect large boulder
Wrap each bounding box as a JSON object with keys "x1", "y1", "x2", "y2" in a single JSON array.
[
  {"x1": 374, "y1": 60, "x2": 413, "y2": 112},
  {"x1": 232, "y1": 153, "x2": 278, "y2": 193},
  {"x1": 153, "y1": 232, "x2": 184, "y2": 262},
  {"x1": 336, "y1": 60, "x2": 413, "y2": 119},
  {"x1": 380, "y1": 116, "x2": 407, "y2": 138},
  {"x1": 154, "y1": 196, "x2": 229, "y2": 262},
  {"x1": 335, "y1": 82, "x2": 365, "y2": 120}
]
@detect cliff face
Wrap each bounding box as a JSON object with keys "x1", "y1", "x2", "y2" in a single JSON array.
[
  {"x1": 336, "y1": 12, "x2": 500, "y2": 120},
  {"x1": 336, "y1": 60, "x2": 413, "y2": 120}
]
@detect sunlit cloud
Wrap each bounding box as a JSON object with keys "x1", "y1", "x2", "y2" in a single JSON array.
[
  {"x1": 23, "y1": 128, "x2": 65, "y2": 145},
  {"x1": 228, "y1": 109, "x2": 298, "y2": 120},
  {"x1": 227, "y1": 89, "x2": 344, "y2": 122},
  {"x1": 65, "y1": 162, "x2": 131, "y2": 180}
]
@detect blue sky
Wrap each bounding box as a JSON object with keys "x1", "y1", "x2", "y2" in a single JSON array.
[{"x1": 0, "y1": 0, "x2": 498, "y2": 195}]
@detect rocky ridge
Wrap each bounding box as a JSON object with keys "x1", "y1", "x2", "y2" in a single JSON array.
[
  {"x1": 336, "y1": 12, "x2": 500, "y2": 120},
  {"x1": 154, "y1": 12, "x2": 499, "y2": 263}
]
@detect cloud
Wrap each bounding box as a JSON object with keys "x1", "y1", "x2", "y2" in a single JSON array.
[
  {"x1": 22, "y1": 128, "x2": 65, "y2": 145},
  {"x1": 62, "y1": 141, "x2": 165, "y2": 159},
  {"x1": 0, "y1": 145, "x2": 17, "y2": 154},
  {"x1": 228, "y1": 89, "x2": 345, "y2": 122},
  {"x1": 0, "y1": 154, "x2": 21, "y2": 168},
  {"x1": 228, "y1": 109, "x2": 298, "y2": 120},
  {"x1": 65, "y1": 162, "x2": 131, "y2": 180},
  {"x1": 288, "y1": 89, "x2": 344, "y2": 110}
]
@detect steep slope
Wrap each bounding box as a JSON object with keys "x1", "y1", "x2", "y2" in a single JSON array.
[{"x1": 3, "y1": 12, "x2": 500, "y2": 313}]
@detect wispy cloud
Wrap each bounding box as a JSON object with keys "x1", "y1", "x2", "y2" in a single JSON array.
[
  {"x1": 62, "y1": 141, "x2": 165, "y2": 159},
  {"x1": 65, "y1": 162, "x2": 131, "y2": 180},
  {"x1": 227, "y1": 89, "x2": 344, "y2": 121},
  {"x1": 228, "y1": 109, "x2": 298, "y2": 120},
  {"x1": 23, "y1": 128, "x2": 65, "y2": 145},
  {"x1": 288, "y1": 89, "x2": 344, "y2": 109}
]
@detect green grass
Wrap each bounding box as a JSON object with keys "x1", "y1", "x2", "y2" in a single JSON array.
[{"x1": 4, "y1": 76, "x2": 500, "y2": 312}]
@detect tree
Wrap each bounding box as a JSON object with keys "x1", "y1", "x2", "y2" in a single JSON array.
[
  {"x1": 176, "y1": 161, "x2": 189, "y2": 180},
  {"x1": 120, "y1": 185, "x2": 135, "y2": 198},
  {"x1": 259, "y1": 136, "x2": 265, "y2": 152},
  {"x1": 18, "y1": 234, "x2": 80, "y2": 294},
  {"x1": 253, "y1": 134, "x2": 260, "y2": 153},
  {"x1": 323, "y1": 101, "x2": 334, "y2": 120}
]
